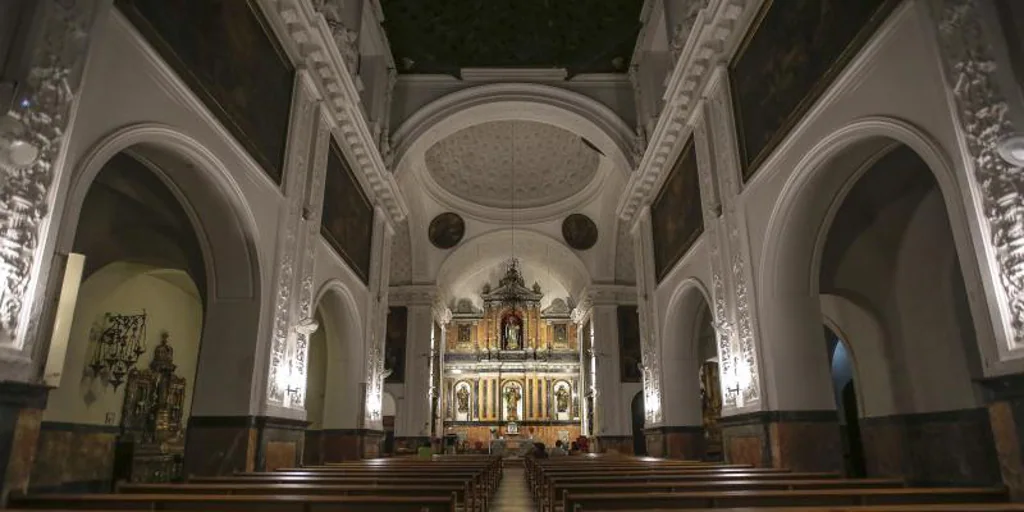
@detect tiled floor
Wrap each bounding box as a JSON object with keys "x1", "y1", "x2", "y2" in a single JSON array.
[{"x1": 491, "y1": 464, "x2": 535, "y2": 511}]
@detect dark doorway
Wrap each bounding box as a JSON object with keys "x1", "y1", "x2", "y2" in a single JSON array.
[
  {"x1": 826, "y1": 328, "x2": 866, "y2": 477},
  {"x1": 631, "y1": 392, "x2": 647, "y2": 456}
]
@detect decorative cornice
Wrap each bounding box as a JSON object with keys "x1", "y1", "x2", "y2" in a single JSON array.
[
  {"x1": 261, "y1": 0, "x2": 408, "y2": 224},
  {"x1": 617, "y1": 0, "x2": 760, "y2": 224}
]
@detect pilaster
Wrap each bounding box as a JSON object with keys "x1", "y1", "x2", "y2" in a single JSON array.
[
  {"x1": 388, "y1": 285, "x2": 438, "y2": 442},
  {"x1": 362, "y1": 207, "x2": 394, "y2": 434},
  {"x1": 630, "y1": 210, "x2": 664, "y2": 428}
]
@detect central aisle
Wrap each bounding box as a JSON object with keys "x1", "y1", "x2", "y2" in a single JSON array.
[{"x1": 492, "y1": 463, "x2": 534, "y2": 511}]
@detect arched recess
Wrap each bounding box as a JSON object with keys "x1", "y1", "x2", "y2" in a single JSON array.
[
  {"x1": 313, "y1": 281, "x2": 365, "y2": 430},
  {"x1": 759, "y1": 118, "x2": 999, "y2": 481},
  {"x1": 757, "y1": 118, "x2": 992, "y2": 412},
  {"x1": 659, "y1": 279, "x2": 712, "y2": 428},
  {"x1": 819, "y1": 293, "x2": 895, "y2": 417},
  {"x1": 52, "y1": 124, "x2": 263, "y2": 419}
]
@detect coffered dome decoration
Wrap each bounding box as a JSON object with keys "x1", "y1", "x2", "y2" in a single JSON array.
[{"x1": 424, "y1": 120, "x2": 601, "y2": 209}]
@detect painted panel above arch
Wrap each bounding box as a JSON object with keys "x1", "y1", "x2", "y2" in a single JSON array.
[
  {"x1": 730, "y1": 0, "x2": 900, "y2": 181},
  {"x1": 651, "y1": 136, "x2": 703, "y2": 282},
  {"x1": 321, "y1": 138, "x2": 374, "y2": 285},
  {"x1": 115, "y1": 0, "x2": 295, "y2": 184}
]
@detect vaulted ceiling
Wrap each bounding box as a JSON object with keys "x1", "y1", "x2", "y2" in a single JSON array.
[
  {"x1": 379, "y1": 0, "x2": 642, "y2": 76},
  {"x1": 423, "y1": 120, "x2": 601, "y2": 209}
]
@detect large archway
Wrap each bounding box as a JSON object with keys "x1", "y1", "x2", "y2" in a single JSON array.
[
  {"x1": 760, "y1": 128, "x2": 999, "y2": 482},
  {"x1": 33, "y1": 137, "x2": 262, "y2": 488},
  {"x1": 656, "y1": 280, "x2": 716, "y2": 460}
]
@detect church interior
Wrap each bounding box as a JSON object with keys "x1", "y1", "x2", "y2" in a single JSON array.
[{"x1": 3, "y1": 0, "x2": 1024, "y2": 510}]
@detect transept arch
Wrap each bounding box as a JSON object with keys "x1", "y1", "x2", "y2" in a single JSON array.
[{"x1": 756, "y1": 117, "x2": 992, "y2": 412}]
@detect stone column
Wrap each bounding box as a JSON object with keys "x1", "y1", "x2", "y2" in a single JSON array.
[
  {"x1": 588, "y1": 299, "x2": 633, "y2": 454},
  {"x1": 388, "y1": 285, "x2": 436, "y2": 452}
]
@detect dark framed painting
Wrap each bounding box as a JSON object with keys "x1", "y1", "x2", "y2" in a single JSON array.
[
  {"x1": 428, "y1": 212, "x2": 465, "y2": 249},
  {"x1": 321, "y1": 138, "x2": 374, "y2": 284},
  {"x1": 562, "y1": 214, "x2": 599, "y2": 251},
  {"x1": 730, "y1": 0, "x2": 900, "y2": 181},
  {"x1": 116, "y1": 0, "x2": 295, "y2": 184},
  {"x1": 617, "y1": 306, "x2": 642, "y2": 383},
  {"x1": 384, "y1": 307, "x2": 408, "y2": 384},
  {"x1": 651, "y1": 136, "x2": 704, "y2": 282}
]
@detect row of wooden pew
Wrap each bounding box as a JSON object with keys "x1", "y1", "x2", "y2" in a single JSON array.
[
  {"x1": 7, "y1": 454, "x2": 501, "y2": 511},
  {"x1": 524, "y1": 454, "x2": 1024, "y2": 511}
]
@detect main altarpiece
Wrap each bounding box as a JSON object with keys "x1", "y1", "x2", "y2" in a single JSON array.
[{"x1": 440, "y1": 261, "x2": 582, "y2": 451}]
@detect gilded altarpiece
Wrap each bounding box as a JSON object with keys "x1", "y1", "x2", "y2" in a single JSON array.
[{"x1": 441, "y1": 262, "x2": 582, "y2": 452}]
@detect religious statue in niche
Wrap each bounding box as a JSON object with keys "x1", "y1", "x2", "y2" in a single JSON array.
[
  {"x1": 504, "y1": 384, "x2": 521, "y2": 421},
  {"x1": 502, "y1": 314, "x2": 522, "y2": 350},
  {"x1": 700, "y1": 362, "x2": 723, "y2": 454},
  {"x1": 456, "y1": 386, "x2": 470, "y2": 413},
  {"x1": 116, "y1": 331, "x2": 187, "y2": 483},
  {"x1": 457, "y1": 324, "x2": 472, "y2": 345},
  {"x1": 553, "y1": 323, "x2": 568, "y2": 347},
  {"x1": 555, "y1": 386, "x2": 570, "y2": 413}
]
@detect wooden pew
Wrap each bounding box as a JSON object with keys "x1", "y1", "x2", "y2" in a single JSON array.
[
  {"x1": 563, "y1": 487, "x2": 1009, "y2": 510},
  {"x1": 120, "y1": 481, "x2": 481, "y2": 512},
  {"x1": 8, "y1": 493, "x2": 457, "y2": 511},
  {"x1": 531, "y1": 466, "x2": 807, "y2": 501},
  {"x1": 544, "y1": 478, "x2": 904, "y2": 512},
  {"x1": 586, "y1": 506, "x2": 1024, "y2": 512}
]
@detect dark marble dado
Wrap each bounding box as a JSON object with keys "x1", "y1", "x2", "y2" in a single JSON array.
[
  {"x1": 719, "y1": 410, "x2": 842, "y2": 473},
  {"x1": 183, "y1": 416, "x2": 307, "y2": 477},
  {"x1": 860, "y1": 409, "x2": 999, "y2": 486},
  {"x1": 644, "y1": 426, "x2": 705, "y2": 460},
  {"x1": 321, "y1": 429, "x2": 385, "y2": 461},
  {"x1": 0, "y1": 381, "x2": 50, "y2": 498},
  {"x1": 595, "y1": 435, "x2": 634, "y2": 455},
  {"x1": 30, "y1": 422, "x2": 119, "y2": 493}
]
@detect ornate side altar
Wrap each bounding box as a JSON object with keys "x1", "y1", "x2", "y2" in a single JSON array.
[
  {"x1": 441, "y1": 260, "x2": 582, "y2": 451},
  {"x1": 114, "y1": 332, "x2": 187, "y2": 483}
]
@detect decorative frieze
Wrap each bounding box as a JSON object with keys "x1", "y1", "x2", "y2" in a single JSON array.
[
  {"x1": 262, "y1": 0, "x2": 407, "y2": 225},
  {"x1": 311, "y1": 0, "x2": 359, "y2": 75},
  {"x1": 0, "y1": 0, "x2": 101, "y2": 353},
  {"x1": 617, "y1": 0, "x2": 759, "y2": 224},
  {"x1": 931, "y1": 0, "x2": 1024, "y2": 350}
]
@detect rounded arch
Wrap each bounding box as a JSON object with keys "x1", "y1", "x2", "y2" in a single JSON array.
[
  {"x1": 436, "y1": 228, "x2": 592, "y2": 305},
  {"x1": 314, "y1": 279, "x2": 366, "y2": 429},
  {"x1": 659, "y1": 278, "x2": 712, "y2": 428},
  {"x1": 392, "y1": 83, "x2": 636, "y2": 175},
  {"x1": 756, "y1": 116, "x2": 991, "y2": 411},
  {"x1": 661, "y1": 278, "x2": 713, "y2": 362},
  {"x1": 391, "y1": 84, "x2": 636, "y2": 224},
  {"x1": 819, "y1": 293, "x2": 895, "y2": 417},
  {"x1": 52, "y1": 123, "x2": 263, "y2": 418}
]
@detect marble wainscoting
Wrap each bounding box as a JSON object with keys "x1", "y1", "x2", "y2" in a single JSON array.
[
  {"x1": 30, "y1": 422, "x2": 119, "y2": 493},
  {"x1": 319, "y1": 429, "x2": 384, "y2": 461},
  {"x1": 859, "y1": 408, "x2": 999, "y2": 486},
  {"x1": 183, "y1": 416, "x2": 307, "y2": 476},
  {"x1": 0, "y1": 382, "x2": 49, "y2": 497},
  {"x1": 983, "y1": 373, "x2": 1024, "y2": 500},
  {"x1": 393, "y1": 436, "x2": 430, "y2": 455},
  {"x1": 644, "y1": 426, "x2": 705, "y2": 460},
  {"x1": 595, "y1": 435, "x2": 635, "y2": 455},
  {"x1": 719, "y1": 411, "x2": 843, "y2": 473}
]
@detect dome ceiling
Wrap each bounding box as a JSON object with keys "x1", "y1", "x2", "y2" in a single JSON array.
[{"x1": 424, "y1": 120, "x2": 601, "y2": 209}]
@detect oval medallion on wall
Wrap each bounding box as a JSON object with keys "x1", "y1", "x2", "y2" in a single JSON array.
[
  {"x1": 428, "y1": 212, "x2": 466, "y2": 249},
  {"x1": 562, "y1": 214, "x2": 598, "y2": 251}
]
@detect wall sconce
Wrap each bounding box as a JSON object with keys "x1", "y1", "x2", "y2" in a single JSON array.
[
  {"x1": 998, "y1": 135, "x2": 1024, "y2": 167},
  {"x1": 0, "y1": 114, "x2": 40, "y2": 169}
]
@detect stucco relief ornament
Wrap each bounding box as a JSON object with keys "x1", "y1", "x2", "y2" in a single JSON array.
[
  {"x1": 669, "y1": 0, "x2": 709, "y2": 61},
  {"x1": 313, "y1": 0, "x2": 360, "y2": 75},
  {"x1": 0, "y1": 0, "x2": 95, "y2": 348},
  {"x1": 935, "y1": 0, "x2": 1024, "y2": 347}
]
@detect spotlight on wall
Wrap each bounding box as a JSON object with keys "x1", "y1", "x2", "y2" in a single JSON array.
[
  {"x1": 997, "y1": 134, "x2": 1024, "y2": 167},
  {"x1": 0, "y1": 114, "x2": 39, "y2": 168}
]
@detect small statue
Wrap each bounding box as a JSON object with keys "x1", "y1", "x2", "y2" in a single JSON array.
[
  {"x1": 555, "y1": 386, "x2": 570, "y2": 413},
  {"x1": 456, "y1": 386, "x2": 469, "y2": 413},
  {"x1": 504, "y1": 386, "x2": 521, "y2": 421}
]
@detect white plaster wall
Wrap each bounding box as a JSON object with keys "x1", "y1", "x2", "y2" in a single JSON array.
[
  {"x1": 50, "y1": 9, "x2": 284, "y2": 416},
  {"x1": 45, "y1": 264, "x2": 202, "y2": 426},
  {"x1": 306, "y1": 319, "x2": 328, "y2": 429},
  {"x1": 740, "y1": 3, "x2": 995, "y2": 412}
]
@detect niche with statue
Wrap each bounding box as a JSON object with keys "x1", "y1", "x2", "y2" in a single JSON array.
[{"x1": 114, "y1": 330, "x2": 188, "y2": 483}]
